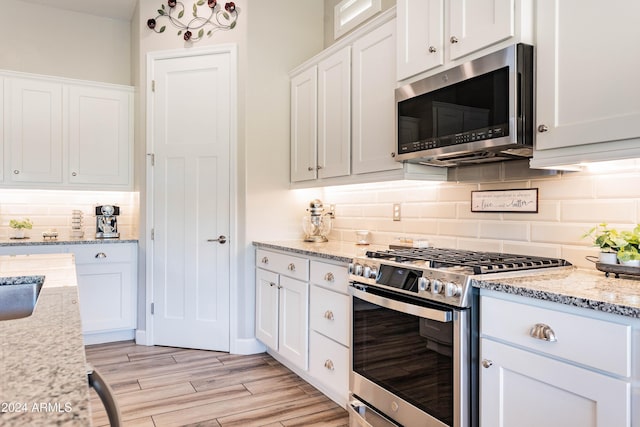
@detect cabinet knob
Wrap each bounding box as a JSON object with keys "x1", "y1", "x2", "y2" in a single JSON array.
[
  {"x1": 317, "y1": 165, "x2": 323, "y2": 170},
  {"x1": 537, "y1": 124, "x2": 549, "y2": 133},
  {"x1": 428, "y1": 45, "x2": 437, "y2": 53},
  {"x1": 324, "y1": 359, "x2": 335, "y2": 370},
  {"x1": 95, "y1": 252, "x2": 107, "y2": 259},
  {"x1": 482, "y1": 359, "x2": 493, "y2": 369},
  {"x1": 324, "y1": 310, "x2": 334, "y2": 321},
  {"x1": 390, "y1": 152, "x2": 396, "y2": 158},
  {"x1": 450, "y1": 36, "x2": 459, "y2": 44},
  {"x1": 287, "y1": 263, "x2": 296, "y2": 272},
  {"x1": 308, "y1": 166, "x2": 315, "y2": 171},
  {"x1": 261, "y1": 256, "x2": 269, "y2": 264},
  {"x1": 13, "y1": 170, "x2": 19, "y2": 174},
  {"x1": 530, "y1": 323, "x2": 557, "y2": 342},
  {"x1": 72, "y1": 172, "x2": 77, "y2": 176},
  {"x1": 269, "y1": 282, "x2": 276, "y2": 287},
  {"x1": 324, "y1": 272, "x2": 335, "y2": 282}
]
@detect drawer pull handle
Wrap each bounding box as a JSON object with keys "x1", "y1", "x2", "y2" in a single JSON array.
[
  {"x1": 261, "y1": 256, "x2": 269, "y2": 264},
  {"x1": 287, "y1": 263, "x2": 296, "y2": 272},
  {"x1": 324, "y1": 359, "x2": 334, "y2": 370},
  {"x1": 324, "y1": 272, "x2": 335, "y2": 282},
  {"x1": 482, "y1": 359, "x2": 493, "y2": 369},
  {"x1": 530, "y1": 323, "x2": 557, "y2": 342},
  {"x1": 95, "y1": 252, "x2": 107, "y2": 259},
  {"x1": 324, "y1": 310, "x2": 334, "y2": 321}
]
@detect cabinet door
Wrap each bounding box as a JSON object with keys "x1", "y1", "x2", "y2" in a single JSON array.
[
  {"x1": 318, "y1": 47, "x2": 351, "y2": 179},
  {"x1": 255, "y1": 268, "x2": 279, "y2": 350},
  {"x1": 535, "y1": 0, "x2": 640, "y2": 151},
  {"x1": 448, "y1": 0, "x2": 514, "y2": 61},
  {"x1": 76, "y1": 262, "x2": 135, "y2": 332},
  {"x1": 397, "y1": 0, "x2": 444, "y2": 80},
  {"x1": 352, "y1": 19, "x2": 402, "y2": 175},
  {"x1": 290, "y1": 66, "x2": 318, "y2": 182},
  {"x1": 481, "y1": 339, "x2": 630, "y2": 427},
  {"x1": 279, "y1": 275, "x2": 309, "y2": 370},
  {"x1": 68, "y1": 85, "x2": 132, "y2": 186},
  {"x1": 6, "y1": 77, "x2": 63, "y2": 183}
]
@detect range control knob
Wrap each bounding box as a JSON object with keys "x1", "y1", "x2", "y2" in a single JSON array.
[
  {"x1": 368, "y1": 266, "x2": 378, "y2": 279},
  {"x1": 418, "y1": 277, "x2": 430, "y2": 292},
  {"x1": 431, "y1": 279, "x2": 443, "y2": 294},
  {"x1": 445, "y1": 282, "x2": 462, "y2": 297},
  {"x1": 363, "y1": 265, "x2": 372, "y2": 278},
  {"x1": 354, "y1": 263, "x2": 364, "y2": 276}
]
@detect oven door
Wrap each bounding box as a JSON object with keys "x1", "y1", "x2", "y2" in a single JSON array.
[{"x1": 350, "y1": 285, "x2": 470, "y2": 427}]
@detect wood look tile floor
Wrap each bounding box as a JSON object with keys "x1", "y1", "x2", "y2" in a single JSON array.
[{"x1": 85, "y1": 341, "x2": 349, "y2": 427}]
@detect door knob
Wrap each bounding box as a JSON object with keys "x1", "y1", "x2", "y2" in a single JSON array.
[{"x1": 207, "y1": 235, "x2": 227, "y2": 244}]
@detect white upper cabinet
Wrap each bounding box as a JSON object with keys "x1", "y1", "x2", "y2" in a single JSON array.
[
  {"x1": 397, "y1": 0, "x2": 444, "y2": 80},
  {"x1": 68, "y1": 85, "x2": 132, "y2": 186},
  {"x1": 5, "y1": 77, "x2": 64, "y2": 184},
  {"x1": 532, "y1": 0, "x2": 640, "y2": 162},
  {"x1": 397, "y1": 0, "x2": 522, "y2": 81},
  {"x1": 352, "y1": 19, "x2": 402, "y2": 174},
  {"x1": 290, "y1": 66, "x2": 318, "y2": 182},
  {"x1": 448, "y1": 0, "x2": 515, "y2": 61},
  {"x1": 1, "y1": 71, "x2": 133, "y2": 190},
  {"x1": 317, "y1": 47, "x2": 351, "y2": 180}
]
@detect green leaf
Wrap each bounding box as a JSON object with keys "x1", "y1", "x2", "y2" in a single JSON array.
[
  {"x1": 178, "y1": 30, "x2": 182, "y2": 35},
  {"x1": 178, "y1": 10, "x2": 184, "y2": 18},
  {"x1": 197, "y1": 0, "x2": 205, "y2": 5},
  {"x1": 162, "y1": 4, "x2": 165, "y2": 9},
  {"x1": 198, "y1": 28, "x2": 204, "y2": 38},
  {"x1": 158, "y1": 9, "x2": 165, "y2": 15},
  {"x1": 192, "y1": 3, "x2": 197, "y2": 17},
  {"x1": 230, "y1": 21, "x2": 236, "y2": 29},
  {"x1": 207, "y1": 30, "x2": 212, "y2": 36},
  {"x1": 223, "y1": 12, "x2": 229, "y2": 20},
  {"x1": 159, "y1": 26, "x2": 166, "y2": 33}
]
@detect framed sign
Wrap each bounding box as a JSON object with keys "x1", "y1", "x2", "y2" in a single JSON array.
[{"x1": 471, "y1": 188, "x2": 538, "y2": 213}]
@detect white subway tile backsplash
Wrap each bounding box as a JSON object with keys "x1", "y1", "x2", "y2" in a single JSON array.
[
  {"x1": 501, "y1": 242, "x2": 561, "y2": 258},
  {"x1": 533, "y1": 175, "x2": 594, "y2": 200},
  {"x1": 479, "y1": 221, "x2": 529, "y2": 241},
  {"x1": 438, "y1": 183, "x2": 479, "y2": 202},
  {"x1": 561, "y1": 200, "x2": 637, "y2": 224},
  {"x1": 502, "y1": 201, "x2": 560, "y2": 222},
  {"x1": 593, "y1": 173, "x2": 640, "y2": 198},
  {"x1": 438, "y1": 220, "x2": 478, "y2": 238}
]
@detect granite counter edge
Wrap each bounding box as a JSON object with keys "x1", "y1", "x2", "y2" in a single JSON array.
[
  {"x1": 252, "y1": 241, "x2": 352, "y2": 263},
  {"x1": 472, "y1": 279, "x2": 640, "y2": 318}
]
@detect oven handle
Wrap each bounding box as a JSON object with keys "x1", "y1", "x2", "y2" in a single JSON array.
[{"x1": 349, "y1": 285, "x2": 452, "y2": 322}]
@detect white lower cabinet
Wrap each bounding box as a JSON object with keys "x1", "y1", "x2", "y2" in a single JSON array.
[
  {"x1": 255, "y1": 249, "x2": 310, "y2": 371},
  {"x1": 68, "y1": 243, "x2": 138, "y2": 344},
  {"x1": 480, "y1": 293, "x2": 632, "y2": 427},
  {"x1": 255, "y1": 249, "x2": 350, "y2": 407}
]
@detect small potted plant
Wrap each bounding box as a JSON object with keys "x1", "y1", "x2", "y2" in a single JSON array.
[
  {"x1": 582, "y1": 223, "x2": 620, "y2": 264},
  {"x1": 615, "y1": 225, "x2": 640, "y2": 267},
  {"x1": 9, "y1": 218, "x2": 33, "y2": 239}
]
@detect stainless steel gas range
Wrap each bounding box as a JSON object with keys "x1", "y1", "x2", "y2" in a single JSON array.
[{"x1": 347, "y1": 247, "x2": 572, "y2": 427}]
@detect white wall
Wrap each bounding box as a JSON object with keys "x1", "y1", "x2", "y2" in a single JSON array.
[
  {"x1": 324, "y1": 162, "x2": 640, "y2": 270},
  {"x1": 0, "y1": 0, "x2": 132, "y2": 85}
]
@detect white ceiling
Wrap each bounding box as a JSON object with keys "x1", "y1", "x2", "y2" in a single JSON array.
[{"x1": 19, "y1": 0, "x2": 137, "y2": 21}]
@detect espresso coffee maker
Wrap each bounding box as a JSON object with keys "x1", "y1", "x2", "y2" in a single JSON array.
[{"x1": 95, "y1": 205, "x2": 120, "y2": 238}]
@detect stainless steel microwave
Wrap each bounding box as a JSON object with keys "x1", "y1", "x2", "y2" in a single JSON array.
[{"x1": 395, "y1": 44, "x2": 534, "y2": 167}]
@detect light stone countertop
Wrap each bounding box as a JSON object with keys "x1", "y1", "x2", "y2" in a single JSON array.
[
  {"x1": 253, "y1": 240, "x2": 640, "y2": 318},
  {"x1": 0, "y1": 235, "x2": 138, "y2": 247},
  {"x1": 0, "y1": 253, "x2": 91, "y2": 426}
]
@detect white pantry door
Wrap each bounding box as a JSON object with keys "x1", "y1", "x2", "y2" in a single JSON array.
[{"x1": 150, "y1": 49, "x2": 232, "y2": 351}]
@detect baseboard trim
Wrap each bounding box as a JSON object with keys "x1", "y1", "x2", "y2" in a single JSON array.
[
  {"x1": 135, "y1": 329, "x2": 151, "y2": 345},
  {"x1": 83, "y1": 329, "x2": 135, "y2": 346}
]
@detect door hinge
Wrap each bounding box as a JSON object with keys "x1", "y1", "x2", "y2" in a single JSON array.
[
  {"x1": 151, "y1": 228, "x2": 155, "y2": 240},
  {"x1": 151, "y1": 302, "x2": 155, "y2": 315},
  {"x1": 147, "y1": 153, "x2": 155, "y2": 166},
  {"x1": 151, "y1": 80, "x2": 155, "y2": 92}
]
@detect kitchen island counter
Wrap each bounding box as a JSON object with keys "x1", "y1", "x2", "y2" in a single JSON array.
[
  {"x1": 254, "y1": 240, "x2": 640, "y2": 319},
  {"x1": 0, "y1": 253, "x2": 91, "y2": 426}
]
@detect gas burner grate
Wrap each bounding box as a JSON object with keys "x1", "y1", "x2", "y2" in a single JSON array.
[{"x1": 366, "y1": 247, "x2": 572, "y2": 275}]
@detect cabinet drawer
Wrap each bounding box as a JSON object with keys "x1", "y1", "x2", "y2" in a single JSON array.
[
  {"x1": 481, "y1": 296, "x2": 631, "y2": 377},
  {"x1": 309, "y1": 330, "x2": 349, "y2": 402},
  {"x1": 310, "y1": 285, "x2": 349, "y2": 346},
  {"x1": 256, "y1": 249, "x2": 309, "y2": 281},
  {"x1": 310, "y1": 260, "x2": 349, "y2": 294},
  {"x1": 68, "y1": 243, "x2": 136, "y2": 265}
]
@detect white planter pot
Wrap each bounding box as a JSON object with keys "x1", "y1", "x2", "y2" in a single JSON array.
[
  {"x1": 620, "y1": 259, "x2": 640, "y2": 267},
  {"x1": 10, "y1": 228, "x2": 25, "y2": 239},
  {"x1": 598, "y1": 252, "x2": 618, "y2": 265}
]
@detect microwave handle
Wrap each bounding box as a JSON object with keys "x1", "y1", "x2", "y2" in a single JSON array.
[{"x1": 349, "y1": 285, "x2": 452, "y2": 323}]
